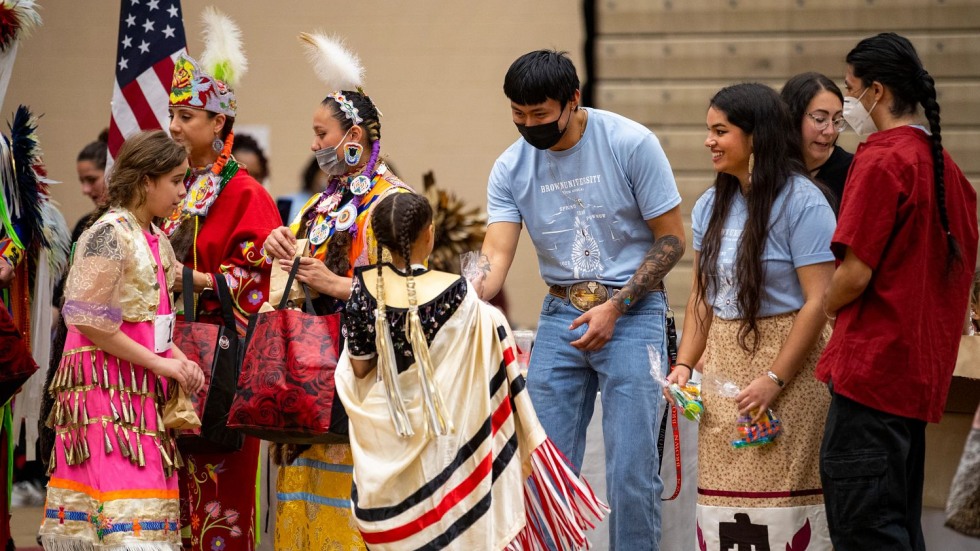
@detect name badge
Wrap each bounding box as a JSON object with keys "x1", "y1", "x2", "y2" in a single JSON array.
[{"x1": 154, "y1": 313, "x2": 176, "y2": 353}]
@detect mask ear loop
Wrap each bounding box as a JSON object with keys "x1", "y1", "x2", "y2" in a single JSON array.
[
  {"x1": 374, "y1": 256, "x2": 414, "y2": 437},
  {"x1": 405, "y1": 269, "x2": 453, "y2": 438}
]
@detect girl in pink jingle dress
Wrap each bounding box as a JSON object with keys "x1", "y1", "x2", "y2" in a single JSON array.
[{"x1": 39, "y1": 131, "x2": 204, "y2": 551}]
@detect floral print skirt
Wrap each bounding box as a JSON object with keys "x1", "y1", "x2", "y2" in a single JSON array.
[
  {"x1": 695, "y1": 313, "x2": 832, "y2": 551},
  {"x1": 179, "y1": 436, "x2": 260, "y2": 550}
]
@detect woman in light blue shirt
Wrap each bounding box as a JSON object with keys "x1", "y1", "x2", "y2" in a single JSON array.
[{"x1": 666, "y1": 83, "x2": 837, "y2": 550}]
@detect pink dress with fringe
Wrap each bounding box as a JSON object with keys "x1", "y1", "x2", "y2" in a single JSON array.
[{"x1": 39, "y1": 230, "x2": 181, "y2": 551}]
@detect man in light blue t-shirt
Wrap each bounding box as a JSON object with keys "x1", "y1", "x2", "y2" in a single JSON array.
[{"x1": 476, "y1": 50, "x2": 685, "y2": 550}]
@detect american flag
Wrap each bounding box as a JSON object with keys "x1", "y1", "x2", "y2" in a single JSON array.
[{"x1": 107, "y1": 0, "x2": 187, "y2": 160}]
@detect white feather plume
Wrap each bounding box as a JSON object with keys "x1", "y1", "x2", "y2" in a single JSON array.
[
  {"x1": 200, "y1": 6, "x2": 247, "y2": 88},
  {"x1": 299, "y1": 32, "x2": 364, "y2": 92}
]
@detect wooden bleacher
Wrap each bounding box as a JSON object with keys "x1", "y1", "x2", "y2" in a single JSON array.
[{"x1": 593, "y1": 0, "x2": 980, "y2": 319}]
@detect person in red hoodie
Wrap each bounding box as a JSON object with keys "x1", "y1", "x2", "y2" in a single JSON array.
[{"x1": 817, "y1": 32, "x2": 979, "y2": 551}]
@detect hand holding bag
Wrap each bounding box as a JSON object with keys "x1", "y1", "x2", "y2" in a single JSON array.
[
  {"x1": 171, "y1": 266, "x2": 244, "y2": 451},
  {"x1": 227, "y1": 258, "x2": 343, "y2": 444},
  {"x1": 163, "y1": 382, "x2": 202, "y2": 430}
]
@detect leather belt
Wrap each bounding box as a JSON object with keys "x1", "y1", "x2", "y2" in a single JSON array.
[{"x1": 549, "y1": 281, "x2": 665, "y2": 312}]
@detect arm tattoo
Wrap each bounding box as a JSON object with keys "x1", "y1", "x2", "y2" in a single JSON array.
[{"x1": 612, "y1": 235, "x2": 683, "y2": 314}]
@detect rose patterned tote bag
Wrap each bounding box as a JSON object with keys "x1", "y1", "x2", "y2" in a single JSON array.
[
  {"x1": 172, "y1": 267, "x2": 244, "y2": 452},
  {"x1": 227, "y1": 258, "x2": 342, "y2": 443}
]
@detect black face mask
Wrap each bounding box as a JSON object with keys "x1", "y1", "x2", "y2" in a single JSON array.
[{"x1": 516, "y1": 102, "x2": 572, "y2": 150}]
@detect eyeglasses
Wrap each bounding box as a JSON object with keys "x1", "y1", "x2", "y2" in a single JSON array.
[{"x1": 805, "y1": 112, "x2": 847, "y2": 133}]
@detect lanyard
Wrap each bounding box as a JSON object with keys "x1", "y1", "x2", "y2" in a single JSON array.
[{"x1": 657, "y1": 308, "x2": 683, "y2": 501}]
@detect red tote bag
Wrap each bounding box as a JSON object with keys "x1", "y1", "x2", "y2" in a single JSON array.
[
  {"x1": 227, "y1": 258, "x2": 343, "y2": 444},
  {"x1": 172, "y1": 267, "x2": 244, "y2": 452}
]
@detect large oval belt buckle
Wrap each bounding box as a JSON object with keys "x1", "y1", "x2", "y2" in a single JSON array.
[{"x1": 568, "y1": 281, "x2": 609, "y2": 312}]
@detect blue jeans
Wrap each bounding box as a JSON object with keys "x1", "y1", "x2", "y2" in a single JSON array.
[{"x1": 527, "y1": 291, "x2": 667, "y2": 550}]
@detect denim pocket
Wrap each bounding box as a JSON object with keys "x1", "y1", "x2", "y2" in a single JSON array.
[
  {"x1": 541, "y1": 294, "x2": 563, "y2": 316},
  {"x1": 823, "y1": 451, "x2": 888, "y2": 529}
]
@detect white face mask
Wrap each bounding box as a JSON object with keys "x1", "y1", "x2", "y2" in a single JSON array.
[
  {"x1": 842, "y1": 88, "x2": 879, "y2": 136},
  {"x1": 314, "y1": 127, "x2": 352, "y2": 176}
]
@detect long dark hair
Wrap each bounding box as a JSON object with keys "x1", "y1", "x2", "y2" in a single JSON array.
[
  {"x1": 371, "y1": 193, "x2": 432, "y2": 270},
  {"x1": 846, "y1": 32, "x2": 960, "y2": 269},
  {"x1": 697, "y1": 83, "x2": 807, "y2": 351}
]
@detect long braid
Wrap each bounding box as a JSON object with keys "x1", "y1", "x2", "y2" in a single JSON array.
[
  {"x1": 920, "y1": 71, "x2": 961, "y2": 269},
  {"x1": 847, "y1": 33, "x2": 963, "y2": 271}
]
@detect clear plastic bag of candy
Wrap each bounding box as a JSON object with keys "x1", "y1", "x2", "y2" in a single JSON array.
[
  {"x1": 666, "y1": 382, "x2": 704, "y2": 422},
  {"x1": 647, "y1": 345, "x2": 704, "y2": 422},
  {"x1": 698, "y1": 372, "x2": 784, "y2": 449},
  {"x1": 731, "y1": 408, "x2": 783, "y2": 449}
]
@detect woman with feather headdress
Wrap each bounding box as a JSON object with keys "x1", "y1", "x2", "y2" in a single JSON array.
[
  {"x1": 161, "y1": 8, "x2": 280, "y2": 551},
  {"x1": 260, "y1": 32, "x2": 412, "y2": 550}
]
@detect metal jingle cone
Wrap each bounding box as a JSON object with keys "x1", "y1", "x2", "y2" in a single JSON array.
[
  {"x1": 108, "y1": 389, "x2": 121, "y2": 422},
  {"x1": 75, "y1": 357, "x2": 83, "y2": 388},
  {"x1": 64, "y1": 432, "x2": 74, "y2": 465},
  {"x1": 64, "y1": 359, "x2": 74, "y2": 389},
  {"x1": 137, "y1": 434, "x2": 145, "y2": 467},
  {"x1": 157, "y1": 439, "x2": 173, "y2": 468},
  {"x1": 47, "y1": 447, "x2": 56, "y2": 475},
  {"x1": 102, "y1": 420, "x2": 113, "y2": 455},
  {"x1": 130, "y1": 363, "x2": 138, "y2": 393},
  {"x1": 72, "y1": 391, "x2": 81, "y2": 425},
  {"x1": 117, "y1": 426, "x2": 131, "y2": 459},
  {"x1": 102, "y1": 356, "x2": 110, "y2": 390}
]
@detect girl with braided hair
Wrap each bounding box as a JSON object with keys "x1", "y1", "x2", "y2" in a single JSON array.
[
  {"x1": 817, "y1": 32, "x2": 979, "y2": 550},
  {"x1": 261, "y1": 33, "x2": 411, "y2": 550},
  {"x1": 335, "y1": 193, "x2": 607, "y2": 550}
]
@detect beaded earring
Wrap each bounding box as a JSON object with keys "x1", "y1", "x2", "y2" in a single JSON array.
[{"x1": 344, "y1": 142, "x2": 363, "y2": 166}]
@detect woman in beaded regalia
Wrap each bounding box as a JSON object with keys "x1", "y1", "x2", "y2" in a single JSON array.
[{"x1": 261, "y1": 33, "x2": 411, "y2": 550}]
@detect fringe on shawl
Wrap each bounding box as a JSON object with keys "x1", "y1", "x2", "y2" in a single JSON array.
[
  {"x1": 375, "y1": 305, "x2": 413, "y2": 437},
  {"x1": 406, "y1": 307, "x2": 452, "y2": 437},
  {"x1": 507, "y1": 438, "x2": 610, "y2": 551},
  {"x1": 39, "y1": 536, "x2": 180, "y2": 551}
]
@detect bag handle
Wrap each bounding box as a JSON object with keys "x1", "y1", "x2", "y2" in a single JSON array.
[
  {"x1": 279, "y1": 257, "x2": 316, "y2": 313},
  {"x1": 213, "y1": 274, "x2": 237, "y2": 335},
  {"x1": 182, "y1": 265, "x2": 196, "y2": 323}
]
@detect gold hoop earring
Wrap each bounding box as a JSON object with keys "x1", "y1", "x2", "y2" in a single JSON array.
[{"x1": 747, "y1": 152, "x2": 755, "y2": 180}]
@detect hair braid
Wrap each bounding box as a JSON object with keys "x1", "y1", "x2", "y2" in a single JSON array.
[
  {"x1": 920, "y1": 73, "x2": 961, "y2": 268},
  {"x1": 370, "y1": 193, "x2": 434, "y2": 269},
  {"x1": 397, "y1": 195, "x2": 421, "y2": 268}
]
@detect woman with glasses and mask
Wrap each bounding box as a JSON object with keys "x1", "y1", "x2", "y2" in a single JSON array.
[
  {"x1": 261, "y1": 33, "x2": 411, "y2": 550},
  {"x1": 780, "y1": 72, "x2": 853, "y2": 207},
  {"x1": 817, "y1": 32, "x2": 978, "y2": 550}
]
